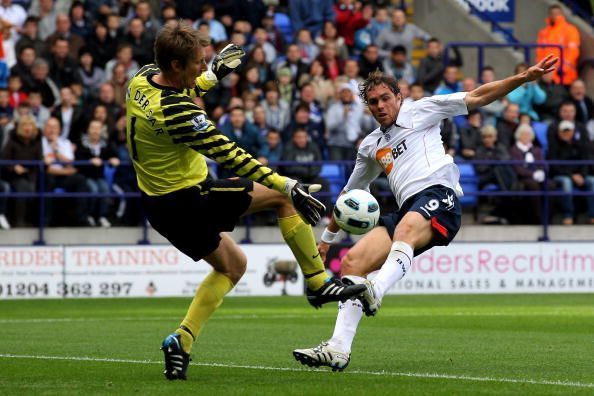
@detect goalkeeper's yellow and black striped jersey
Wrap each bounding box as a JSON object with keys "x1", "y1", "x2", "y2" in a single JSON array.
[{"x1": 126, "y1": 64, "x2": 286, "y2": 196}]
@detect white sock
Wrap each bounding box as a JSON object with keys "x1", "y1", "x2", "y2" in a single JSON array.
[
  {"x1": 327, "y1": 276, "x2": 365, "y2": 354},
  {"x1": 372, "y1": 241, "x2": 413, "y2": 299}
]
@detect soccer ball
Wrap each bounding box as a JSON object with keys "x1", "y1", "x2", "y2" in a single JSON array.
[{"x1": 333, "y1": 189, "x2": 380, "y2": 235}]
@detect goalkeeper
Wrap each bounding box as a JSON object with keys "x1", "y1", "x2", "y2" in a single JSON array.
[{"x1": 126, "y1": 21, "x2": 365, "y2": 381}]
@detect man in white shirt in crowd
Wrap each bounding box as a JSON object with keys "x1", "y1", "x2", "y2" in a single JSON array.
[{"x1": 293, "y1": 55, "x2": 558, "y2": 371}]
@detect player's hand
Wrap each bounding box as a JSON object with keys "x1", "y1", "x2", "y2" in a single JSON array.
[
  {"x1": 317, "y1": 241, "x2": 330, "y2": 263},
  {"x1": 525, "y1": 54, "x2": 559, "y2": 82},
  {"x1": 211, "y1": 43, "x2": 245, "y2": 81},
  {"x1": 283, "y1": 179, "x2": 326, "y2": 226}
]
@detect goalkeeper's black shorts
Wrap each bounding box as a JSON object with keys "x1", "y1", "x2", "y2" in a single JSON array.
[{"x1": 141, "y1": 178, "x2": 254, "y2": 261}]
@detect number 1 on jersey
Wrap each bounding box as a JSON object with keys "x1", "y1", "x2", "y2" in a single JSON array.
[{"x1": 129, "y1": 116, "x2": 139, "y2": 161}]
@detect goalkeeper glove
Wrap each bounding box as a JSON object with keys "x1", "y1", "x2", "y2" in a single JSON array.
[
  {"x1": 283, "y1": 179, "x2": 326, "y2": 226},
  {"x1": 211, "y1": 43, "x2": 245, "y2": 81}
]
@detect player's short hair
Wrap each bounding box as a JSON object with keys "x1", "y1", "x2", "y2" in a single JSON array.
[
  {"x1": 359, "y1": 70, "x2": 400, "y2": 105},
  {"x1": 154, "y1": 20, "x2": 210, "y2": 72}
]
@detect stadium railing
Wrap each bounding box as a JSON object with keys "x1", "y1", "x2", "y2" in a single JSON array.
[
  {"x1": 0, "y1": 159, "x2": 593, "y2": 245},
  {"x1": 443, "y1": 42, "x2": 565, "y2": 85}
]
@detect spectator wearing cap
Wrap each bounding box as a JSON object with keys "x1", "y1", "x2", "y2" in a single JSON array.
[
  {"x1": 376, "y1": 9, "x2": 430, "y2": 60},
  {"x1": 276, "y1": 67, "x2": 294, "y2": 105},
  {"x1": 290, "y1": 0, "x2": 335, "y2": 39},
  {"x1": 338, "y1": 59, "x2": 362, "y2": 98},
  {"x1": 326, "y1": 83, "x2": 363, "y2": 160},
  {"x1": 547, "y1": 101, "x2": 589, "y2": 145},
  {"x1": 547, "y1": 120, "x2": 594, "y2": 225},
  {"x1": 382, "y1": 45, "x2": 415, "y2": 84}
]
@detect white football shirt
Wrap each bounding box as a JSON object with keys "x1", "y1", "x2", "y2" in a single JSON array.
[{"x1": 344, "y1": 92, "x2": 468, "y2": 207}]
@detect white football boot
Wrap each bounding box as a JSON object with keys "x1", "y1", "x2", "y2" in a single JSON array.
[
  {"x1": 293, "y1": 341, "x2": 351, "y2": 372},
  {"x1": 342, "y1": 275, "x2": 381, "y2": 317}
]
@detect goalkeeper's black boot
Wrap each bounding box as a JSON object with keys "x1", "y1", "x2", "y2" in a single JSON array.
[
  {"x1": 306, "y1": 278, "x2": 366, "y2": 308},
  {"x1": 161, "y1": 333, "x2": 191, "y2": 380}
]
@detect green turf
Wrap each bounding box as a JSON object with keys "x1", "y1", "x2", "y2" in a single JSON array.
[{"x1": 0, "y1": 294, "x2": 593, "y2": 395}]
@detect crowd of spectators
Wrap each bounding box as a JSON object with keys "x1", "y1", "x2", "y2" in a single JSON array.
[{"x1": 0, "y1": 0, "x2": 592, "y2": 229}]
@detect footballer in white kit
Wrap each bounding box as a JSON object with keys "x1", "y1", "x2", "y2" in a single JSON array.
[{"x1": 294, "y1": 55, "x2": 559, "y2": 372}]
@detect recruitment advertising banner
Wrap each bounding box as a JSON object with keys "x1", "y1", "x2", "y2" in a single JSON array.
[{"x1": 1, "y1": 243, "x2": 592, "y2": 299}]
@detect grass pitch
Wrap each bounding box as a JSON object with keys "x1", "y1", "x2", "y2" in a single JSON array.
[{"x1": 0, "y1": 294, "x2": 593, "y2": 395}]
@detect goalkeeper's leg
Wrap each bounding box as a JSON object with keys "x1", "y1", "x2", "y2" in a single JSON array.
[
  {"x1": 246, "y1": 183, "x2": 364, "y2": 306},
  {"x1": 164, "y1": 234, "x2": 245, "y2": 379}
]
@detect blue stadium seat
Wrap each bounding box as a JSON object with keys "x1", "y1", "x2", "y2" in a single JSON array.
[
  {"x1": 274, "y1": 13, "x2": 293, "y2": 44},
  {"x1": 532, "y1": 121, "x2": 548, "y2": 154},
  {"x1": 320, "y1": 164, "x2": 346, "y2": 204},
  {"x1": 458, "y1": 163, "x2": 478, "y2": 208}
]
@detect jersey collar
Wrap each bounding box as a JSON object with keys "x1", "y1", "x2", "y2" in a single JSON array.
[{"x1": 379, "y1": 105, "x2": 413, "y2": 134}]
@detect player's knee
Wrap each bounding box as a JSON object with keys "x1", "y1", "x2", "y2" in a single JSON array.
[
  {"x1": 340, "y1": 251, "x2": 365, "y2": 277},
  {"x1": 229, "y1": 251, "x2": 247, "y2": 283}
]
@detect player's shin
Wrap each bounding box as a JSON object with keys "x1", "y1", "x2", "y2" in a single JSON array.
[
  {"x1": 175, "y1": 270, "x2": 234, "y2": 353},
  {"x1": 372, "y1": 241, "x2": 413, "y2": 299},
  {"x1": 278, "y1": 214, "x2": 328, "y2": 290},
  {"x1": 328, "y1": 279, "x2": 365, "y2": 353}
]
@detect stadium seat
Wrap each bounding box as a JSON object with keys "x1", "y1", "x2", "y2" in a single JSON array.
[
  {"x1": 274, "y1": 13, "x2": 293, "y2": 44},
  {"x1": 320, "y1": 164, "x2": 346, "y2": 204},
  {"x1": 458, "y1": 163, "x2": 478, "y2": 207},
  {"x1": 532, "y1": 121, "x2": 548, "y2": 154}
]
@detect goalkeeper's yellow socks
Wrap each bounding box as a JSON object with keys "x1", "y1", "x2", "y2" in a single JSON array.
[
  {"x1": 175, "y1": 270, "x2": 234, "y2": 353},
  {"x1": 279, "y1": 214, "x2": 328, "y2": 290}
]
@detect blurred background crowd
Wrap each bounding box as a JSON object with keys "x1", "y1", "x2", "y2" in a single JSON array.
[{"x1": 0, "y1": 0, "x2": 592, "y2": 229}]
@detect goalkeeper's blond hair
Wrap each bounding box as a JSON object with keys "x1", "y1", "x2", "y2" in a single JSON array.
[{"x1": 154, "y1": 20, "x2": 210, "y2": 72}]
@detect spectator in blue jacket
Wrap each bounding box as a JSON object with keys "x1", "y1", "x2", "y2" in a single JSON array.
[
  {"x1": 219, "y1": 106, "x2": 265, "y2": 158},
  {"x1": 507, "y1": 63, "x2": 547, "y2": 121}
]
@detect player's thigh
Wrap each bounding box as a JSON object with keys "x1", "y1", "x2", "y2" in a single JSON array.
[
  {"x1": 204, "y1": 233, "x2": 247, "y2": 284},
  {"x1": 340, "y1": 226, "x2": 392, "y2": 277},
  {"x1": 393, "y1": 211, "x2": 433, "y2": 250},
  {"x1": 244, "y1": 182, "x2": 293, "y2": 215}
]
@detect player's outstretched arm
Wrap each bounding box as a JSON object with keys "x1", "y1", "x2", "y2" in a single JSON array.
[
  {"x1": 464, "y1": 54, "x2": 558, "y2": 111},
  {"x1": 193, "y1": 44, "x2": 245, "y2": 96}
]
